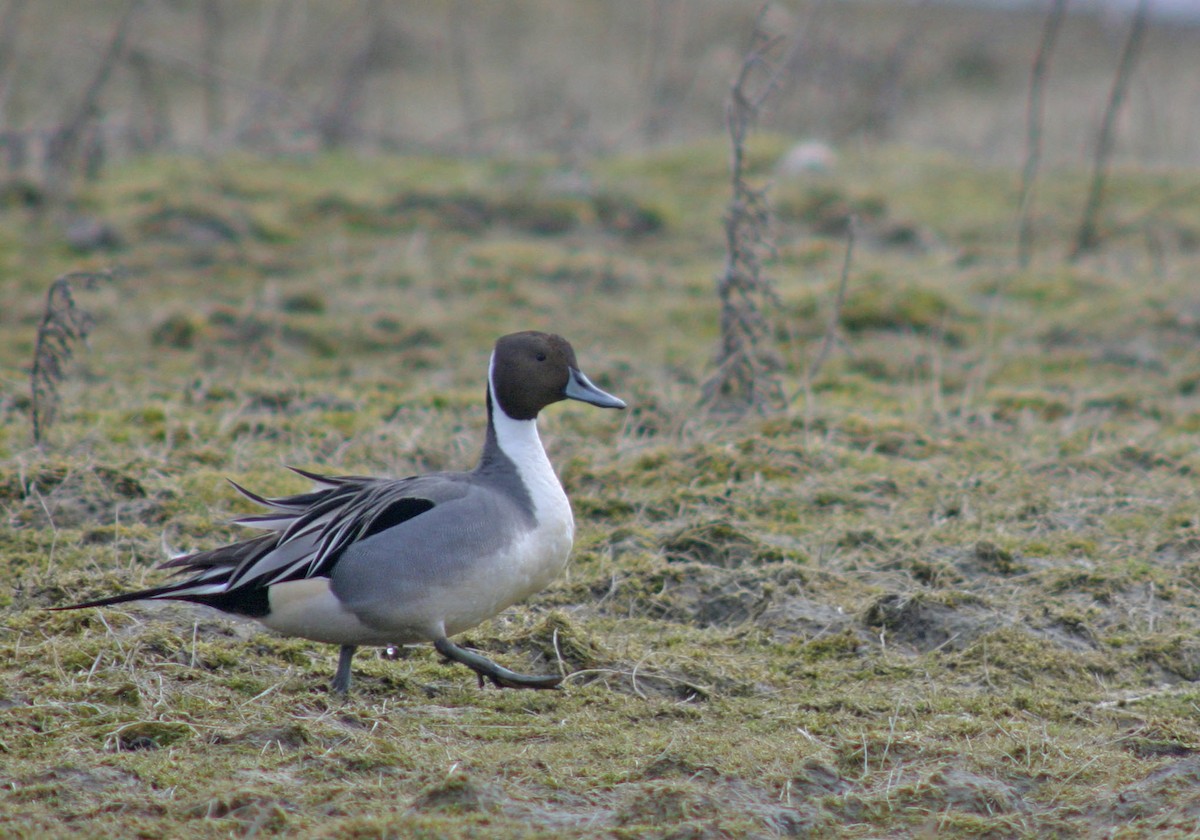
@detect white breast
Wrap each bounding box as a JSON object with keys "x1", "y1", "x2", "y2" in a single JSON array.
[{"x1": 444, "y1": 406, "x2": 574, "y2": 636}]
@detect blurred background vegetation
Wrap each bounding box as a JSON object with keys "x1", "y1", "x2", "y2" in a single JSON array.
[{"x1": 1, "y1": 0, "x2": 1197, "y2": 194}]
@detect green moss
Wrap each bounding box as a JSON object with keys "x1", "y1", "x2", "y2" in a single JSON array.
[
  {"x1": 1135, "y1": 635, "x2": 1200, "y2": 681},
  {"x1": 841, "y1": 277, "x2": 968, "y2": 338},
  {"x1": 983, "y1": 267, "x2": 1115, "y2": 308}
]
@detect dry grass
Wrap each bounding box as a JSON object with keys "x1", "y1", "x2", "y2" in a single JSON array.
[
  {"x1": 4, "y1": 3, "x2": 1200, "y2": 838},
  {"x1": 3, "y1": 135, "x2": 1200, "y2": 837}
]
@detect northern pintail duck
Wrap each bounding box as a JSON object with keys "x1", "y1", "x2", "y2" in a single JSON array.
[{"x1": 57, "y1": 331, "x2": 625, "y2": 694}]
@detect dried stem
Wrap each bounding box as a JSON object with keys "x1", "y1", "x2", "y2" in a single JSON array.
[
  {"x1": 639, "y1": 0, "x2": 690, "y2": 144},
  {"x1": 806, "y1": 215, "x2": 857, "y2": 384},
  {"x1": 200, "y1": 0, "x2": 226, "y2": 143},
  {"x1": 701, "y1": 8, "x2": 791, "y2": 415},
  {"x1": 449, "y1": 0, "x2": 482, "y2": 155},
  {"x1": 126, "y1": 48, "x2": 173, "y2": 150},
  {"x1": 314, "y1": 0, "x2": 389, "y2": 149},
  {"x1": 1069, "y1": 0, "x2": 1149, "y2": 261},
  {"x1": 231, "y1": 0, "x2": 293, "y2": 143},
  {"x1": 46, "y1": 0, "x2": 143, "y2": 190},
  {"x1": 1016, "y1": 0, "x2": 1067, "y2": 269},
  {"x1": 0, "y1": 0, "x2": 29, "y2": 122},
  {"x1": 30, "y1": 272, "x2": 111, "y2": 446}
]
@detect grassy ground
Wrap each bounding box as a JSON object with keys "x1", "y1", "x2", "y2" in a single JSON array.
[{"x1": 4, "y1": 135, "x2": 1200, "y2": 838}]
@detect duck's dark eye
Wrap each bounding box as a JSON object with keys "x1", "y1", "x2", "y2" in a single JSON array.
[{"x1": 535, "y1": 352, "x2": 547, "y2": 362}]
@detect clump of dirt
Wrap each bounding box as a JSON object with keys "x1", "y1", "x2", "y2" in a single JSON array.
[
  {"x1": 386, "y1": 192, "x2": 495, "y2": 233},
  {"x1": 109, "y1": 721, "x2": 194, "y2": 752},
  {"x1": 592, "y1": 193, "x2": 665, "y2": 239},
  {"x1": 1089, "y1": 756, "x2": 1200, "y2": 829},
  {"x1": 215, "y1": 724, "x2": 309, "y2": 752},
  {"x1": 1135, "y1": 634, "x2": 1200, "y2": 682},
  {"x1": 1119, "y1": 724, "x2": 1196, "y2": 759},
  {"x1": 966, "y1": 540, "x2": 1029, "y2": 576},
  {"x1": 14, "y1": 765, "x2": 141, "y2": 801},
  {"x1": 774, "y1": 185, "x2": 887, "y2": 236},
  {"x1": 613, "y1": 777, "x2": 831, "y2": 838},
  {"x1": 520, "y1": 610, "x2": 606, "y2": 672},
  {"x1": 0, "y1": 179, "x2": 44, "y2": 209},
  {"x1": 374, "y1": 189, "x2": 666, "y2": 239},
  {"x1": 186, "y1": 791, "x2": 293, "y2": 832},
  {"x1": 409, "y1": 772, "x2": 502, "y2": 815},
  {"x1": 638, "y1": 753, "x2": 720, "y2": 782},
  {"x1": 150, "y1": 312, "x2": 204, "y2": 349},
  {"x1": 607, "y1": 562, "x2": 775, "y2": 628},
  {"x1": 613, "y1": 781, "x2": 721, "y2": 827},
  {"x1": 662, "y1": 520, "x2": 767, "y2": 568},
  {"x1": 758, "y1": 595, "x2": 857, "y2": 643},
  {"x1": 1, "y1": 461, "x2": 162, "y2": 530},
  {"x1": 840, "y1": 278, "x2": 970, "y2": 341},
  {"x1": 862, "y1": 592, "x2": 1002, "y2": 653},
  {"x1": 140, "y1": 205, "x2": 244, "y2": 247},
  {"x1": 927, "y1": 767, "x2": 1028, "y2": 816},
  {"x1": 788, "y1": 758, "x2": 851, "y2": 800}
]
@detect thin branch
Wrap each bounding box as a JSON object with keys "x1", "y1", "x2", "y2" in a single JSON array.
[
  {"x1": 123, "y1": 40, "x2": 311, "y2": 126},
  {"x1": 314, "y1": 0, "x2": 389, "y2": 149},
  {"x1": 638, "y1": 0, "x2": 687, "y2": 144},
  {"x1": 1069, "y1": 0, "x2": 1150, "y2": 261},
  {"x1": 806, "y1": 215, "x2": 857, "y2": 383},
  {"x1": 448, "y1": 0, "x2": 482, "y2": 154},
  {"x1": 231, "y1": 0, "x2": 294, "y2": 141},
  {"x1": 200, "y1": 0, "x2": 226, "y2": 142},
  {"x1": 126, "y1": 47, "x2": 173, "y2": 150},
  {"x1": 0, "y1": 0, "x2": 29, "y2": 124},
  {"x1": 1016, "y1": 0, "x2": 1068, "y2": 269},
  {"x1": 48, "y1": 0, "x2": 144, "y2": 187}
]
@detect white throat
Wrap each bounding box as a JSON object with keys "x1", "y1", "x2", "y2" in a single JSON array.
[{"x1": 491, "y1": 400, "x2": 553, "y2": 475}]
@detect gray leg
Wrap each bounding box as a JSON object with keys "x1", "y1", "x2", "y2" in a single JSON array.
[
  {"x1": 332, "y1": 644, "x2": 356, "y2": 695},
  {"x1": 433, "y1": 637, "x2": 562, "y2": 690}
]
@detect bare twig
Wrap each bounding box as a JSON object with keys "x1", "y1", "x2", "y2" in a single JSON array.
[
  {"x1": 126, "y1": 48, "x2": 173, "y2": 151},
  {"x1": 862, "y1": 4, "x2": 926, "y2": 139},
  {"x1": 122, "y1": 39, "x2": 311, "y2": 130},
  {"x1": 231, "y1": 0, "x2": 294, "y2": 143},
  {"x1": 1069, "y1": 0, "x2": 1150, "y2": 261},
  {"x1": 314, "y1": 0, "x2": 390, "y2": 149},
  {"x1": 200, "y1": 0, "x2": 226, "y2": 143},
  {"x1": 639, "y1": 0, "x2": 690, "y2": 144},
  {"x1": 448, "y1": 0, "x2": 482, "y2": 155},
  {"x1": 0, "y1": 0, "x2": 29, "y2": 122},
  {"x1": 46, "y1": 0, "x2": 144, "y2": 189},
  {"x1": 1016, "y1": 0, "x2": 1068, "y2": 269},
  {"x1": 806, "y1": 215, "x2": 856, "y2": 383},
  {"x1": 30, "y1": 272, "x2": 112, "y2": 446},
  {"x1": 701, "y1": 7, "x2": 793, "y2": 415}
]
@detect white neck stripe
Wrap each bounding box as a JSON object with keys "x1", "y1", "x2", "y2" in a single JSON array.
[
  {"x1": 489, "y1": 351, "x2": 546, "y2": 462},
  {"x1": 486, "y1": 351, "x2": 568, "y2": 527}
]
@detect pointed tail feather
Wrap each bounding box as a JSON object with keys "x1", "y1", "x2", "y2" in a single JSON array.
[
  {"x1": 49, "y1": 578, "x2": 215, "y2": 611},
  {"x1": 50, "y1": 570, "x2": 266, "y2": 617}
]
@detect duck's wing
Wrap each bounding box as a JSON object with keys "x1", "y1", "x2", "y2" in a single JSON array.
[{"x1": 54, "y1": 468, "x2": 461, "y2": 614}]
